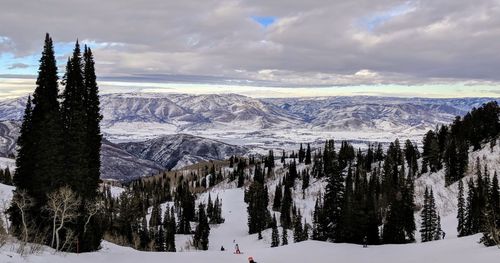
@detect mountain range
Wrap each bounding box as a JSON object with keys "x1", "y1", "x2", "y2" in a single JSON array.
[{"x1": 0, "y1": 93, "x2": 496, "y2": 181}]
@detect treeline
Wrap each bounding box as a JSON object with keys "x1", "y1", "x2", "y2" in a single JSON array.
[
  {"x1": 8, "y1": 34, "x2": 102, "y2": 252},
  {"x1": 421, "y1": 101, "x2": 499, "y2": 186}
]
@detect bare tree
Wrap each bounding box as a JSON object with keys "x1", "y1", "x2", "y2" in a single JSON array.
[
  {"x1": 45, "y1": 186, "x2": 80, "y2": 251},
  {"x1": 11, "y1": 190, "x2": 33, "y2": 244},
  {"x1": 83, "y1": 198, "x2": 101, "y2": 235},
  {"x1": 0, "y1": 199, "x2": 10, "y2": 234}
]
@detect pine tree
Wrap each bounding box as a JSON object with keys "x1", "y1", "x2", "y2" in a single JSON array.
[
  {"x1": 247, "y1": 182, "x2": 269, "y2": 234},
  {"x1": 273, "y1": 183, "x2": 282, "y2": 211},
  {"x1": 193, "y1": 203, "x2": 210, "y2": 250},
  {"x1": 149, "y1": 202, "x2": 162, "y2": 227},
  {"x1": 10, "y1": 34, "x2": 66, "y2": 244},
  {"x1": 281, "y1": 226, "x2": 288, "y2": 245},
  {"x1": 323, "y1": 153, "x2": 344, "y2": 241},
  {"x1": 298, "y1": 143, "x2": 305, "y2": 163},
  {"x1": 434, "y1": 214, "x2": 442, "y2": 241},
  {"x1": 457, "y1": 180, "x2": 466, "y2": 237},
  {"x1": 305, "y1": 143, "x2": 312, "y2": 165},
  {"x1": 271, "y1": 215, "x2": 279, "y2": 247},
  {"x1": 302, "y1": 170, "x2": 310, "y2": 194},
  {"x1": 302, "y1": 219, "x2": 309, "y2": 241},
  {"x1": 429, "y1": 189, "x2": 439, "y2": 241},
  {"x1": 164, "y1": 206, "x2": 176, "y2": 252},
  {"x1": 293, "y1": 210, "x2": 304, "y2": 242},
  {"x1": 9, "y1": 95, "x2": 33, "y2": 236},
  {"x1": 311, "y1": 198, "x2": 328, "y2": 241},
  {"x1": 465, "y1": 178, "x2": 477, "y2": 235},
  {"x1": 207, "y1": 193, "x2": 213, "y2": 219},
  {"x1": 420, "y1": 188, "x2": 431, "y2": 242},
  {"x1": 280, "y1": 185, "x2": 292, "y2": 229}
]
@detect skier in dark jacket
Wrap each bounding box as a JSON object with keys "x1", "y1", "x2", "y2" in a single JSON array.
[
  {"x1": 248, "y1": 256, "x2": 257, "y2": 263},
  {"x1": 235, "y1": 243, "x2": 241, "y2": 254},
  {"x1": 363, "y1": 236, "x2": 368, "y2": 248}
]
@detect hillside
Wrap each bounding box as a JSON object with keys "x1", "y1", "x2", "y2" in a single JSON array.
[
  {"x1": 119, "y1": 133, "x2": 249, "y2": 170},
  {"x1": 0, "y1": 122, "x2": 249, "y2": 181}
]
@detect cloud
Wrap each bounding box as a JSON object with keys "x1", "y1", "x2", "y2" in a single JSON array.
[
  {"x1": 7, "y1": 63, "x2": 30, "y2": 70},
  {"x1": 0, "y1": 0, "x2": 500, "y2": 90}
]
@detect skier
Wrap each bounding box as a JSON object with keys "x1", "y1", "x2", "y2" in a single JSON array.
[
  {"x1": 442, "y1": 231, "x2": 446, "y2": 239},
  {"x1": 221, "y1": 245, "x2": 225, "y2": 251},
  {"x1": 235, "y1": 243, "x2": 241, "y2": 254},
  {"x1": 363, "y1": 236, "x2": 368, "y2": 248},
  {"x1": 248, "y1": 256, "x2": 257, "y2": 263}
]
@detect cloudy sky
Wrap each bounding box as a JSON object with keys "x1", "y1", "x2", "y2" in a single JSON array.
[{"x1": 1, "y1": 0, "x2": 500, "y2": 98}]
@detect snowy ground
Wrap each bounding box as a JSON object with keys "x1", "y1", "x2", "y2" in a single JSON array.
[
  {"x1": 0, "y1": 231, "x2": 497, "y2": 263},
  {"x1": 1, "y1": 140, "x2": 499, "y2": 262},
  {"x1": 0, "y1": 178, "x2": 498, "y2": 263}
]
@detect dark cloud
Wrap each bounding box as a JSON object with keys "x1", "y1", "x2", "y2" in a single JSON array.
[{"x1": 1, "y1": 0, "x2": 500, "y2": 87}]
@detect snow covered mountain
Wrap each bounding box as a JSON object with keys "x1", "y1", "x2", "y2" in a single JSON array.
[
  {"x1": 0, "y1": 120, "x2": 19, "y2": 157},
  {"x1": 265, "y1": 96, "x2": 495, "y2": 132},
  {"x1": 0, "y1": 94, "x2": 496, "y2": 143},
  {"x1": 120, "y1": 133, "x2": 249, "y2": 170},
  {"x1": 99, "y1": 93, "x2": 299, "y2": 131}
]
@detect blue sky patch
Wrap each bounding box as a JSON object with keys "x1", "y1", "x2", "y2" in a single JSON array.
[
  {"x1": 251, "y1": 16, "x2": 277, "y2": 28},
  {"x1": 359, "y1": 2, "x2": 415, "y2": 31}
]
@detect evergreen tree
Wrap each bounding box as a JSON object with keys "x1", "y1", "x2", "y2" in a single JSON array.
[
  {"x1": 281, "y1": 226, "x2": 288, "y2": 245},
  {"x1": 272, "y1": 183, "x2": 282, "y2": 211},
  {"x1": 164, "y1": 206, "x2": 176, "y2": 252},
  {"x1": 207, "y1": 193, "x2": 213, "y2": 219},
  {"x1": 323, "y1": 151, "x2": 344, "y2": 241},
  {"x1": 280, "y1": 185, "x2": 292, "y2": 229},
  {"x1": 10, "y1": 34, "x2": 66, "y2": 246},
  {"x1": 312, "y1": 198, "x2": 328, "y2": 241},
  {"x1": 422, "y1": 130, "x2": 440, "y2": 173},
  {"x1": 434, "y1": 214, "x2": 442, "y2": 241},
  {"x1": 271, "y1": 215, "x2": 279, "y2": 247},
  {"x1": 1, "y1": 168, "x2": 12, "y2": 185},
  {"x1": 464, "y1": 178, "x2": 478, "y2": 235},
  {"x1": 305, "y1": 143, "x2": 312, "y2": 165},
  {"x1": 457, "y1": 180, "x2": 466, "y2": 237},
  {"x1": 293, "y1": 210, "x2": 304, "y2": 242},
  {"x1": 193, "y1": 204, "x2": 210, "y2": 250},
  {"x1": 247, "y1": 182, "x2": 270, "y2": 234}
]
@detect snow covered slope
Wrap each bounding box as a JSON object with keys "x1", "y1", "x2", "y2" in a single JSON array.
[
  {"x1": 120, "y1": 134, "x2": 249, "y2": 170},
  {"x1": 0, "y1": 181, "x2": 498, "y2": 263}
]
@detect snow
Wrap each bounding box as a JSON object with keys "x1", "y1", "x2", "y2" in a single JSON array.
[
  {"x1": 108, "y1": 186, "x2": 125, "y2": 198},
  {"x1": 1, "y1": 179, "x2": 498, "y2": 262},
  {"x1": 0, "y1": 157, "x2": 15, "y2": 171},
  {"x1": 0, "y1": 234, "x2": 497, "y2": 263},
  {"x1": 0, "y1": 135, "x2": 498, "y2": 262}
]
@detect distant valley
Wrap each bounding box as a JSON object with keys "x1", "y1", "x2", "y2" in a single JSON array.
[{"x1": 0, "y1": 93, "x2": 496, "y2": 181}]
